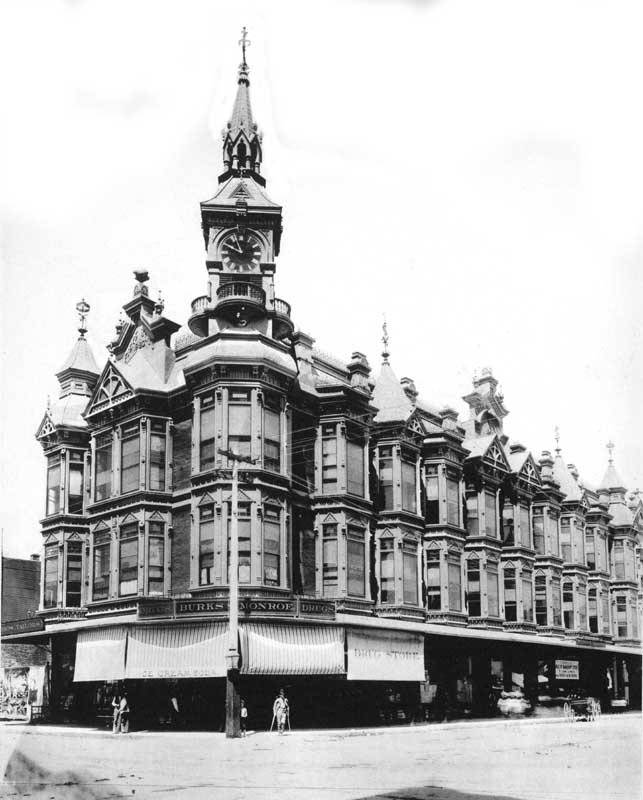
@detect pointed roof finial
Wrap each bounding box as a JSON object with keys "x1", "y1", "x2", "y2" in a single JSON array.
[
  {"x1": 155, "y1": 290, "x2": 165, "y2": 317},
  {"x1": 76, "y1": 298, "x2": 90, "y2": 339},
  {"x1": 606, "y1": 440, "x2": 615, "y2": 465},
  {"x1": 381, "y1": 315, "x2": 390, "y2": 364},
  {"x1": 554, "y1": 425, "x2": 561, "y2": 455},
  {"x1": 239, "y1": 26, "x2": 250, "y2": 67}
]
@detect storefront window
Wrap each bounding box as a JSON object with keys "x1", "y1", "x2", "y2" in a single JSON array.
[
  {"x1": 519, "y1": 505, "x2": 531, "y2": 548},
  {"x1": 488, "y1": 563, "x2": 499, "y2": 617},
  {"x1": 522, "y1": 572, "x2": 533, "y2": 622},
  {"x1": 199, "y1": 506, "x2": 215, "y2": 586},
  {"x1": 425, "y1": 465, "x2": 439, "y2": 523},
  {"x1": 93, "y1": 532, "x2": 111, "y2": 601},
  {"x1": 467, "y1": 558, "x2": 481, "y2": 616},
  {"x1": 448, "y1": 557, "x2": 462, "y2": 611},
  {"x1": 120, "y1": 423, "x2": 140, "y2": 494},
  {"x1": 263, "y1": 394, "x2": 281, "y2": 473},
  {"x1": 379, "y1": 540, "x2": 394, "y2": 604},
  {"x1": 200, "y1": 395, "x2": 215, "y2": 471},
  {"x1": 148, "y1": 522, "x2": 165, "y2": 595},
  {"x1": 227, "y1": 502, "x2": 251, "y2": 584},
  {"x1": 485, "y1": 491, "x2": 497, "y2": 537},
  {"x1": 552, "y1": 577, "x2": 562, "y2": 626},
  {"x1": 322, "y1": 524, "x2": 338, "y2": 596},
  {"x1": 263, "y1": 506, "x2": 281, "y2": 586},
  {"x1": 65, "y1": 542, "x2": 82, "y2": 607},
  {"x1": 426, "y1": 549, "x2": 441, "y2": 610},
  {"x1": 68, "y1": 452, "x2": 84, "y2": 514},
  {"x1": 504, "y1": 567, "x2": 516, "y2": 621},
  {"x1": 535, "y1": 573, "x2": 547, "y2": 626},
  {"x1": 401, "y1": 459, "x2": 416, "y2": 513},
  {"x1": 119, "y1": 523, "x2": 138, "y2": 596},
  {"x1": 532, "y1": 508, "x2": 545, "y2": 554},
  {"x1": 95, "y1": 433, "x2": 112, "y2": 501},
  {"x1": 403, "y1": 545, "x2": 418, "y2": 605},
  {"x1": 347, "y1": 439, "x2": 365, "y2": 497},
  {"x1": 322, "y1": 424, "x2": 338, "y2": 494},
  {"x1": 150, "y1": 421, "x2": 166, "y2": 491},
  {"x1": 228, "y1": 389, "x2": 251, "y2": 458},
  {"x1": 563, "y1": 581, "x2": 574, "y2": 629},
  {"x1": 46, "y1": 454, "x2": 61, "y2": 515},
  {"x1": 347, "y1": 527, "x2": 366, "y2": 597},
  {"x1": 44, "y1": 544, "x2": 58, "y2": 608}
]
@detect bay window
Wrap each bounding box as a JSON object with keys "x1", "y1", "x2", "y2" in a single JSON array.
[
  {"x1": 448, "y1": 556, "x2": 462, "y2": 611},
  {"x1": 402, "y1": 542, "x2": 418, "y2": 605},
  {"x1": 149, "y1": 421, "x2": 166, "y2": 491},
  {"x1": 263, "y1": 505, "x2": 281, "y2": 586},
  {"x1": 46, "y1": 454, "x2": 61, "y2": 516},
  {"x1": 228, "y1": 389, "x2": 251, "y2": 458},
  {"x1": 263, "y1": 394, "x2": 281, "y2": 472},
  {"x1": 379, "y1": 539, "x2": 395, "y2": 604},
  {"x1": 425, "y1": 465, "x2": 439, "y2": 523},
  {"x1": 504, "y1": 567, "x2": 517, "y2": 621},
  {"x1": 200, "y1": 395, "x2": 215, "y2": 471},
  {"x1": 68, "y1": 452, "x2": 84, "y2": 514},
  {"x1": 119, "y1": 523, "x2": 139, "y2": 596},
  {"x1": 401, "y1": 458, "x2": 416, "y2": 513},
  {"x1": 322, "y1": 523, "x2": 338, "y2": 596},
  {"x1": 120, "y1": 423, "x2": 140, "y2": 494},
  {"x1": 44, "y1": 544, "x2": 58, "y2": 608},
  {"x1": 426, "y1": 549, "x2": 441, "y2": 610},
  {"x1": 199, "y1": 506, "x2": 215, "y2": 586},
  {"x1": 322, "y1": 424, "x2": 338, "y2": 494},
  {"x1": 347, "y1": 439, "x2": 365, "y2": 497},
  {"x1": 347, "y1": 526, "x2": 366, "y2": 597},
  {"x1": 563, "y1": 581, "x2": 574, "y2": 629},
  {"x1": 147, "y1": 522, "x2": 165, "y2": 595},
  {"x1": 227, "y1": 502, "x2": 251, "y2": 584},
  {"x1": 95, "y1": 433, "x2": 112, "y2": 501},
  {"x1": 488, "y1": 561, "x2": 499, "y2": 617},
  {"x1": 522, "y1": 571, "x2": 533, "y2": 622},
  {"x1": 65, "y1": 541, "x2": 82, "y2": 607},
  {"x1": 535, "y1": 573, "x2": 547, "y2": 626},
  {"x1": 467, "y1": 558, "x2": 481, "y2": 616},
  {"x1": 93, "y1": 532, "x2": 111, "y2": 600}
]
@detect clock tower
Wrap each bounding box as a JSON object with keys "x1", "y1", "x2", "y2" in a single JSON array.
[{"x1": 190, "y1": 28, "x2": 290, "y2": 341}]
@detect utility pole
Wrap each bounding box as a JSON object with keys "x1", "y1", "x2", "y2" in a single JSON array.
[{"x1": 219, "y1": 448, "x2": 255, "y2": 739}]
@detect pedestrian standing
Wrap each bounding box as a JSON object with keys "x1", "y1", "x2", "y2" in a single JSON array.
[
  {"x1": 240, "y1": 699, "x2": 248, "y2": 736},
  {"x1": 119, "y1": 693, "x2": 130, "y2": 734},
  {"x1": 111, "y1": 694, "x2": 121, "y2": 734},
  {"x1": 272, "y1": 689, "x2": 289, "y2": 734}
]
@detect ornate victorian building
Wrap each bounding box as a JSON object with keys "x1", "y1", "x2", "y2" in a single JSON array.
[{"x1": 5, "y1": 39, "x2": 641, "y2": 727}]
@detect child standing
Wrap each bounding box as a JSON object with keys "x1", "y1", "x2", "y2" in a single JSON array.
[{"x1": 240, "y1": 699, "x2": 248, "y2": 736}]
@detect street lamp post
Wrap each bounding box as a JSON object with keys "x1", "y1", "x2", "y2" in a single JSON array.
[{"x1": 219, "y1": 448, "x2": 255, "y2": 739}]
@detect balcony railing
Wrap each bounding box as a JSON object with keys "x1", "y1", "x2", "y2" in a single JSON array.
[
  {"x1": 217, "y1": 282, "x2": 266, "y2": 304},
  {"x1": 191, "y1": 295, "x2": 210, "y2": 314},
  {"x1": 274, "y1": 298, "x2": 291, "y2": 318}
]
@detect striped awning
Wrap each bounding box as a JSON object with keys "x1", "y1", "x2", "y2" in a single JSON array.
[
  {"x1": 240, "y1": 623, "x2": 345, "y2": 675},
  {"x1": 74, "y1": 626, "x2": 128, "y2": 682},
  {"x1": 124, "y1": 623, "x2": 228, "y2": 679}
]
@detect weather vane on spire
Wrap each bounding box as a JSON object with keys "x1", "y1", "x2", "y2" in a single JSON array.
[
  {"x1": 606, "y1": 440, "x2": 615, "y2": 464},
  {"x1": 382, "y1": 315, "x2": 390, "y2": 364},
  {"x1": 554, "y1": 425, "x2": 561, "y2": 455},
  {"x1": 76, "y1": 298, "x2": 90, "y2": 339},
  {"x1": 239, "y1": 26, "x2": 250, "y2": 64}
]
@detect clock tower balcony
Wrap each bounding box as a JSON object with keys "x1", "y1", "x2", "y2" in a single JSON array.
[{"x1": 188, "y1": 284, "x2": 293, "y2": 340}]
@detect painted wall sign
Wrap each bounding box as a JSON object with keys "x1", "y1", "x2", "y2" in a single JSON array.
[
  {"x1": 346, "y1": 628, "x2": 425, "y2": 681},
  {"x1": 137, "y1": 597, "x2": 336, "y2": 621},
  {"x1": 1, "y1": 617, "x2": 45, "y2": 636},
  {"x1": 555, "y1": 659, "x2": 580, "y2": 680}
]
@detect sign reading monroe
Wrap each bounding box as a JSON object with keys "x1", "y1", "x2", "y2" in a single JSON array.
[{"x1": 137, "y1": 597, "x2": 335, "y2": 621}]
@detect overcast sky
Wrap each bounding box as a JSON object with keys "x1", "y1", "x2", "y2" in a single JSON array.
[{"x1": 1, "y1": 0, "x2": 641, "y2": 558}]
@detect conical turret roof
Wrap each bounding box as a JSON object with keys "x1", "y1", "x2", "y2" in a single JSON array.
[
  {"x1": 57, "y1": 336, "x2": 99, "y2": 377},
  {"x1": 598, "y1": 462, "x2": 627, "y2": 492},
  {"x1": 372, "y1": 362, "x2": 413, "y2": 423}
]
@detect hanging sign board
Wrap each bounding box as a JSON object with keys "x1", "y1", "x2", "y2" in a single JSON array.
[{"x1": 555, "y1": 659, "x2": 579, "y2": 680}]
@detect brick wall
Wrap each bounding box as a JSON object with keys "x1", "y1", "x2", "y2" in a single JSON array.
[{"x1": 2, "y1": 558, "x2": 40, "y2": 622}]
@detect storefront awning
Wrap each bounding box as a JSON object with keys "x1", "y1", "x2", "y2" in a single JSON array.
[
  {"x1": 241, "y1": 623, "x2": 345, "y2": 675},
  {"x1": 346, "y1": 628, "x2": 425, "y2": 681},
  {"x1": 125, "y1": 623, "x2": 228, "y2": 679},
  {"x1": 74, "y1": 626, "x2": 128, "y2": 682}
]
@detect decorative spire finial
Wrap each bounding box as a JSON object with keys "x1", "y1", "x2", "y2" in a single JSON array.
[
  {"x1": 133, "y1": 270, "x2": 150, "y2": 297},
  {"x1": 75, "y1": 298, "x2": 90, "y2": 339},
  {"x1": 155, "y1": 290, "x2": 165, "y2": 317},
  {"x1": 381, "y1": 315, "x2": 390, "y2": 364},
  {"x1": 554, "y1": 425, "x2": 561, "y2": 455},
  {"x1": 239, "y1": 26, "x2": 250, "y2": 66},
  {"x1": 606, "y1": 440, "x2": 615, "y2": 465}
]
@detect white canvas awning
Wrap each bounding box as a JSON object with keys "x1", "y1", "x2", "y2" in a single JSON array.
[
  {"x1": 74, "y1": 626, "x2": 128, "y2": 682},
  {"x1": 241, "y1": 623, "x2": 345, "y2": 675},
  {"x1": 346, "y1": 628, "x2": 425, "y2": 681},
  {"x1": 124, "y1": 623, "x2": 228, "y2": 679}
]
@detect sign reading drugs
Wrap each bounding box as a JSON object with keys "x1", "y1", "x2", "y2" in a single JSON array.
[
  {"x1": 347, "y1": 628, "x2": 425, "y2": 681},
  {"x1": 555, "y1": 659, "x2": 580, "y2": 680}
]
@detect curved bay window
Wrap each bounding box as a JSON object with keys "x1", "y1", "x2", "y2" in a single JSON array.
[
  {"x1": 44, "y1": 544, "x2": 59, "y2": 608},
  {"x1": 46, "y1": 454, "x2": 61, "y2": 516},
  {"x1": 147, "y1": 522, "x2": 165, "y2": 595},
  {"x1": 119, "y1": 523, "x2": 139, "y2": 596},
  {"x1": 426, "y1": 548, "x2": 441, "y2": 610},
  {"x1": 120, "y1": 423, "x2": 140, "y2": 494},
  {"x1": 467, "y1": 557, "x2": 481, "y2": 616},
  {"x1": 93, "y1": 531, "x2": 111, "y2": 601},
  {"x1": 199, "y1": 505, "x2": 215, "y2": 586},
  {"x1": 347, "y1": 526, "x2": 366, "y2": 598},
  {"x1": 95, "y1": 433, "x2": 112, "y2": 501},
  {"x1": 65, "y1": 541, "x2": 82, "y2": 607},
  {"x1": 263, "y1": 394, "x2": 282, "y2": 473},
  {"x1": 263, "y1": 505, "x2": 281, "y2": 586},
  {"x1": 379, "y1": 539, "x2": 394, "y2": 604}
]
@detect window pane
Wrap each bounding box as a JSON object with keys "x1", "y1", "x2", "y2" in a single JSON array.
[
  {"x1": 121, "y1": 430, "x2": 140, "y2": 494},
  {"x1": 322, "y1": 434, "x2": 337, "y2": 494},
  {"x1": 425, "y1": 472, "x2": 439, "y2": 524},
  {"x1": 504, "y1": 568, "x2": 516, "y2": 622},
  {"x1": 93, "y1": 542, "x2": 110, "y2": 600},
  {"x1": 488, "y1": 569, "x2": 499, "y2": 617},
  {"x1": 46, "y1": 456, "x2": 61, "y2": 515},
  {"x1": 119, "y1": 532, "x2": 138, "y2": 596},
  {"x1": 448, "y1": 562, "x2": 461, "y2": 611},
  {"x1": 467, "y1": 558, "x2": 480, "y2": 616},
  {"x1": 66, "y1": 552, "x2": 82, "y2": 607},
  {"x1": 150, "y1": 432, "x2": 166, "y2": 491},
  {"x1": 68, "y1": 463, "x2": 84, "y2": 514},
  {"x1": 380, "y1": 549, "x2": 395, "y2": 604},
  {"x1": 44, "y1": 547, "x2": 58, "y2": 608},
  {"x1": 95, "y1": 435, "x2": 112, "y2": 501},
  {"x1": 347, "y1": 531, "x2": 365, "y2": 597},
  {"x1": 403, "y1": 550, "x2": 417, "y2": 605},
  {"x1": 446, "y1": 477, "x2": 459, "y2": 525},
  {"x1": 148, "y1": 535, "x2": 165, "y2": 595},
  {"x1": 264, "y1": 521, "x2": 280, "y2": 585},
  {"x1": 401, "y1": 461, "x2": 416, "y2": 513},
  {"x1": 485, "y1": 492, "x2": 497, "y2": 537},
  {"x1": 427, "y1": 551, "x2": 441, "y2": 611},
  {"x1": 347, "y1": 440, "x2": 365, "y2": 497}
]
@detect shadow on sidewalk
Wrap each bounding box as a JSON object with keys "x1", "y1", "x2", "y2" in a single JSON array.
[{"x1": 359, "y1": 787, "x2": 522, "y2": 800}]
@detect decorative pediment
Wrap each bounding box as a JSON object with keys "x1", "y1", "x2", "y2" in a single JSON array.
[
  {"x1": 198, "y1": 493, "x2": 215, "y2": 507},
  {"x1": 222, "y1": 489, "x2": 253, "y2": 505},
  {"x1": 91, "y1": 520, "x2": 110, "y2": 533},
  {"x1": 321, "y1": 513, "x2": 338, "y2": 524},
  {"x1": 87, "y1": 363, "x2": 134, "y2": 416},
  {"x1": 407, "y1": 413, "x2": 425, "y2": 436},
  {"x1": 483, "y1": 437, "x2": 510, "y2": 472},
  {"x1": 118, "y1": 512, "x2": 139, "y2": 526},
  {"x1": 44, "y1": 534, "x2": 58, "y2": 545},
  {"x1": 36, "y1": 411, "x2": 56, "y2": 439},
  {"x1": 67, "y1": 532, "x2": 84, "y2": 542},
  {"x1": 346, "y1": 513, "x2": 368, "y2": 528},
  {"x1": 148, "y1": 510, "x2": 166, "y2": 521},
  {"x1": 520, "y1": 455, "x2": 542, "y2": 487}
]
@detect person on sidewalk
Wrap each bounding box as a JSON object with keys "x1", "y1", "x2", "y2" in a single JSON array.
[
  {"x1": 240, "y1": 699, "x2": 248, "y2": 736},
  {"x1": 272, "y1": 689, "x2": 289, "y2": 734},
  {"x1": 111, "y1": 694, "x2": 121, "y2": 734},
  {"x1": 118, "y1": 693, "x2": 130, "y2": 734}
]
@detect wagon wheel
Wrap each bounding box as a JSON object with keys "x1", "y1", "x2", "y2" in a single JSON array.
[{"x1": 563, "y1": 701, "x2": 574, "y2": 722}]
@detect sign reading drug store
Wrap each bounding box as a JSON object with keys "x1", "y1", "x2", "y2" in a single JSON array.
[{"x1": 347, "y1": 628, "x2": 425, "y2": 681}]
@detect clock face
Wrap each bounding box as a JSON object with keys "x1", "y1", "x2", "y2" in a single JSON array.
[{"x1": 220, "y1": 231, "x2": 262, "y2": 272}]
